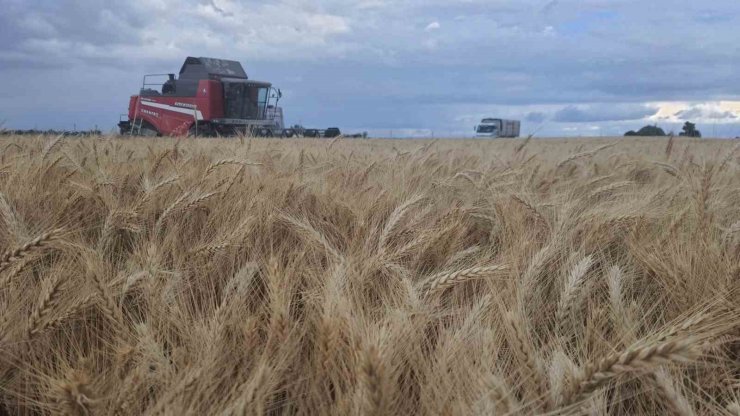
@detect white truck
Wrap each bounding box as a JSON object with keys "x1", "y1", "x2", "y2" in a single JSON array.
[{"x1": 475, "y1": 118, "x2": 521, "y2": 138}]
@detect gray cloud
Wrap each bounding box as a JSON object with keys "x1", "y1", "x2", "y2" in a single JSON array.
[
  {"x1": 526, "y1": 112, "x2": 547, "y2": 123},
  {"x1": 553, "y1": 104, "x2": 659, "y2": 123},
  {"x1": 1, "y1": 0, "x2": 740, "y2": 136},
  {"x1": 675, "y1": 106, "x2": 738, "y2": 120}
]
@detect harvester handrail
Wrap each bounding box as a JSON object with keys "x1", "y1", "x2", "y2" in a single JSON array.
[{"x1": 141, "y1": 74, "x2": 175, "y2": 91}]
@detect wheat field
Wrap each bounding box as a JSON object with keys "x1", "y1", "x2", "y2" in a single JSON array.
[{"x1": 0, "y1": 135, "x2": 738, "y2": 415}]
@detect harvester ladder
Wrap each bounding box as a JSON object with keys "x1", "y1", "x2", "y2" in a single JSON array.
[
  {"x1": 130, "y1": 96, "x2": 143, "y2": 136},
  {"x1": 131, "y1": 118, "x2": 144, "y2": 136}
]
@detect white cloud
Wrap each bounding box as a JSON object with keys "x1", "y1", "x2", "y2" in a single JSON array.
[
  {"x1": 651, "y1": 102, "x2": 740, "y2": 124},
  {"x1": 425, "y1": 21, "x2": 441, "y2": 32}
]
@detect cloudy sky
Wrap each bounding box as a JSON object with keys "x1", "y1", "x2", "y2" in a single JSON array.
[{"x1": 1, "y1": 0, "x2": 740, "y2": 137}]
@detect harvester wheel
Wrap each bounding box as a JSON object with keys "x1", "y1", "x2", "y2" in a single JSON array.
[
  {"x1": 140, "y1": 127, "x2": 159, "y2": 137},
  {"x1": 188, "y1": 124, "x2": 213, "y2": 138},
  {"x1": 188, "y1": 125, "x2": 199, "y2": 138}
]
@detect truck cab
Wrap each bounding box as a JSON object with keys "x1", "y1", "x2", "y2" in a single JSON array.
[{"x1": 476, "y1": 120, "x2": 500, "y2": 137}]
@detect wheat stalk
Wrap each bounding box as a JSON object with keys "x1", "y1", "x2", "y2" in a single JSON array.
[
  {"x1": 718, "y1": 142, "x2": 740, "y2": 172},
  {"x1": 149, "y1": 149, "x2": 171, "y2": 176},
  {"x1": 515, "y1": 134, "x2": 534, "y2": 154},
  {"x1": 41, "y1": 134, "x2": 65, "y2": 162},
  {"x1": 504, "y1": 311, "x2": 551, "y2": 412},
  {"x1": 0, "y1": 135, "x2": 738, "y2": 415},
  {"x1": 280, "y1": 213, "x2": 342, "y2": 262},
  {"x1": 221, "y1": 164, "x2": 245, "y2": 199},
  {"x1": 135, "y1": 175, "x2": 179, "y2": 212},
  {"x1": 665, "y1": 134, "x2": 675, "y2": 159}
]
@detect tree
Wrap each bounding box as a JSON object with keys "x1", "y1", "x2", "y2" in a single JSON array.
[
  {"x1": 679, "y1": 122, "x2": 701, "y2": 138},
  {"x1": 624, "y1": 125, "x2": 666, "y2": 137}
]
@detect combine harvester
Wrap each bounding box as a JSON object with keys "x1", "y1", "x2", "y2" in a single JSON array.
[{"x1": 118, "y1": 57, "x2": 339, "y2": 138}]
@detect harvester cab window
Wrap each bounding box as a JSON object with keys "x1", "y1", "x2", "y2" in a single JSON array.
[
  {"x1": 161, "y1": 74, "x2": 176, "y2": 95},
  {"x1": 257, "y1": 88, "x2": 269, "y2": 119},
  {"x1": 223, "y1": 83, "x2": 271, "y2": 120}
]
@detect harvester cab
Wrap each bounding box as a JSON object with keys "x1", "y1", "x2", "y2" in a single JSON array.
[{"x1": 119, "y1": 57, "x2": 283, "y2": 137}]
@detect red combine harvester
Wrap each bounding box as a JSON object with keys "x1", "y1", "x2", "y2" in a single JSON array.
[{"x1": 119, "y1": 57, "x2": 288, "y2": 137}]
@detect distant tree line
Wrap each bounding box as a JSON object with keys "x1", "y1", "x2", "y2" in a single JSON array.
[
  {"x1": 0, "y1": 129, "x2": 103, "y2": 137},
  {"x1": 625, "y1": 122, "x2": 701, "y2": 138}
]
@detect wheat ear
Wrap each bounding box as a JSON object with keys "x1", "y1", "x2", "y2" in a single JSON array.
[
  {"x1": 589, "y1": 181, "x2": 634, "y2": 199},
  {"x1": 135, "y1": 175, "x2": 179, "y2": 212},
  {"x1": 557, "y1": 256, "x2": 594, "y2": 336},
  {"x1": 0, "y1": 229, "x2": 62, "y2": 274},
  {"x1": 87, "y1": 270, "x2": 123, "y2": 323},
  {"x1": 205, "y1": 159, "x2": 259, "y2": 176},
  {"x1": 511, "y1": 194, "x2": 547, "y2": 226},
  {"x1": 479, "y1": 373, "x2": 518, "y2": 414},
  {"x1": 0, "y1": 191, "x2": 27, "y2": 239},
  {"x1": 153, "y1": 191, "x2": 191, "y2": 234},
  {"x1": 33, "y1": 295, "x2": 94, "y2": 336},
  {"x1": 378, "y1": 194, "x2": 424, "y2": 250},
  {"x1": 55, "y1": 369, "x2": 94, "y2": 416},
  {"x1": 176, "y1": 191, "x2": 220, "y2": 216},
  {"x1": 651, "y1": 369, "x2": 696, "y2": 416},
  {"x1": 27, "y1": 276, "x2": 65, "y2": 338},
  {"x1": 561, "y1": 339, "x2": 699, "y2": 408},
  {"x1": 359, "y1": 344, "x2": 386, "y2": 416},
  {"x1": 423, "y1": 265, "x2": 509, "y2": 296}
]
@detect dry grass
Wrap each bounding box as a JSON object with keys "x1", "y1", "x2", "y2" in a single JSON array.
[{"x1": 0, "y1": 135, "x2": 739, "y2": 415}]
